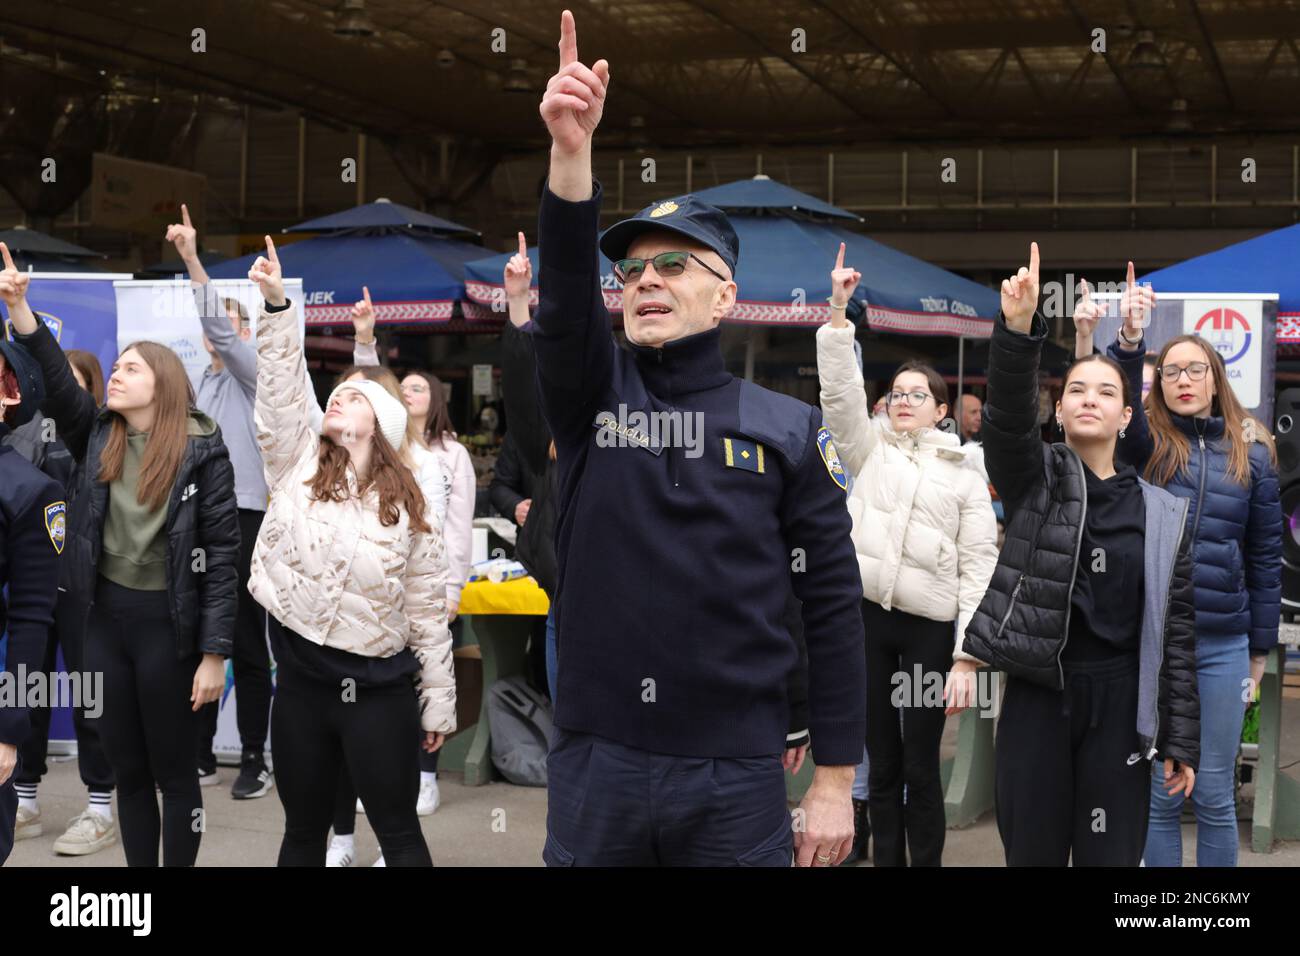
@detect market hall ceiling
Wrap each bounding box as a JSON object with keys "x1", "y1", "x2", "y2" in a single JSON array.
[{"x1": 1, "y1": 0, "x2": 1299, "y2": 151}]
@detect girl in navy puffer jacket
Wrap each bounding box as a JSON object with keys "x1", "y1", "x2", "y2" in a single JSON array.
[{"x1": 1113, "y1": 314, "x2": 1281, "y2": 868}]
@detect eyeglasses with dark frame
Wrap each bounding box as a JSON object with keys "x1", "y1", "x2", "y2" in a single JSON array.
[
  {"x1": 886, "y1": 389, "x2": 936, "y2": 408},
  {"x1": 1156, "y1": 362, "x2": 1210, "y2": 383},
  {"x1": 613, "y1": 250, "x2": 729, "y2": 285}
]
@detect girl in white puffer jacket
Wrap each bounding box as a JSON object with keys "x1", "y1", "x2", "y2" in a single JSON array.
[
  {"x1": 818, "y1": 243, "x2": 998, "y2": 867},
  {"x1": 245, "y1": 238, "x2": 452, "y2": 867}
]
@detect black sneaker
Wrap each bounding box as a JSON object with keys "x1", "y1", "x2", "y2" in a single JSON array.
[
  {"x1": 840, "y1": 798, "x2": 871, "y2": 865},
  {"x1": 231, "y1": 753, "x2": 274, "y2": 800}
]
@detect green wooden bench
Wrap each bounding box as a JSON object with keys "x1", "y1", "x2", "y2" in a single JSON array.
[{"x1": 1251, "y1": 643, "x2": 1300, "y2": 852}]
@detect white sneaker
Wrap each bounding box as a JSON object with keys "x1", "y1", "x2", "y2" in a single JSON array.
[
  {"x1": 417, "y1": 778, "x2": 440, "y2": 816},
  {"x1": 15, "y1": 805, "x2": 42, "y2": 841},
  {"x1": 325, "y1": 837, "x2": 355, "y2": 867},
  {"x1": 53, "y1": 810, "x2": 118, "y2": 856},
  {"x1": 371, "y1": 852, "x2": 386, "y2": 867},
  {"x1": 198, "y1": 768, "x2": 221, "y2": 787},
  {"x1": 355, "y1": 798, "x2": 365, "y2": 814}
]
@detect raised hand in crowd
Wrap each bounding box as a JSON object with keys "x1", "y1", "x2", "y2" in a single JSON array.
[
  {"x1": 1000, "y1": 241, "x2": 1040, "y2": 334},
  {"x1": 539, "y1": 9, "x2": 610, "y2": 200},
  {"x1": 1118, "y1": 259, "x2": 1156, "y2": 351},
  {"x1": 164, "y1": 203, "x2": 211, "y2": 285},
  {"x1": 248, "y1": 235, "x2": 286, "y2": 308},
  {"x1": 1072, "y1": 276, "x2": 1106, "y2": 359},
  {"x1": 504, "y1": 231, "x2": 533, "y2": 329},
  {"x1": 0, "y1": 242, "x2": 35, "y2": 333},
  {"x1": 827, "y1": 242, "x2": 861, "y2": 329},
  {"x1": 351, "y1": 285, "x2": 377, "y2": 345}
]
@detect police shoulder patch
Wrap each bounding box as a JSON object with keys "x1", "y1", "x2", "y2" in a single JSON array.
[
  {"x1": 45, "y1": 501, "x2": 67, "y2": 555},
  {"x1": 816, "y1": 427, "x2": 850, "y2": 492}
]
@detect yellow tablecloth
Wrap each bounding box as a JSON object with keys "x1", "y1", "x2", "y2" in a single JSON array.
[{"x1": 459, "y1": 576, "x2": 550, "y2": 616}]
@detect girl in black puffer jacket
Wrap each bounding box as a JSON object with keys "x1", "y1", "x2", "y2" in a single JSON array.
[
  {"x1": 960, "y1": 245, "x2": 1199, "y2": 867},
  {"x1": 7, "y1": 258, "x2": 240, "y2": 868}
]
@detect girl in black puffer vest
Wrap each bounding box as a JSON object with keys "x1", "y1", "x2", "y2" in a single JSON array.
[{"x1": 960, "y1": 246, "x2": 1199, "y2": 866}]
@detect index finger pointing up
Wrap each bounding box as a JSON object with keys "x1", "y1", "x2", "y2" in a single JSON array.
[
  {"x1": 834, "y1": 242, "x2": 845, "y2": 271},
  {"x1": 264, "y1": 235, "x2": 279, "y2": 264},
  {"x1": 363, "y1": 285, "x2": 372, "y2": 306},
  {"x1": 0, "y1": 242, "x2": 13, "y2": 272},
  {"x1": 1126, "y1": 259, "x2": 1136, "y2": 288},
  {"x1": 518, "y1": 231, "x2": 527, "y2": 257},
  {"x1": 1028, "y1": 241, "x2": 1040, "y2": 283},
  {"x1": 559, "y1": 9, "x2": 577, "y2": 67},
  {"x1": 181, "y1": 203, "x2": 192, "y2": 228}
]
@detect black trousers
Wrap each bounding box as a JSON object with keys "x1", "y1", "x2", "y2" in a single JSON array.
[
  {"x1": 995, "y1": 652, "x2": 1151, "y2": 866},
  {"x1": 863, "y1": 598, "x2": 953, "y2": 867},
  {"x1": 85, "y1": 578, "x2": 202, "y2": 867},
  {"x1": 0, "y1": 754, "x2": 18, "y2": 866},
  {"x1": 333, "y1": 747, "x2": 438, "y2": 837},
  {"x1": 197, "y1": 508, "x2": 274, "y2": 764},
  {"x1": 272, "y1": 642, "x2": 431, "y2": 867},
  {"x1": 16, "y1": 592, "x2": 115, "y2": 793}
]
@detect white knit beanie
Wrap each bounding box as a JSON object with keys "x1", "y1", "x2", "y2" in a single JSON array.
[{"x1": 324, "y1": 379, "x2": 408, "y2": 450}]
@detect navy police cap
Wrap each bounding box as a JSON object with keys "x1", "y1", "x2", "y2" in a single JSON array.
[{"x1": 599, "y1": 195, "x2": 739, "y2": 278}]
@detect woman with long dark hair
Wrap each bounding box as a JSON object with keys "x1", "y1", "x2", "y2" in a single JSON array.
[
  {"x1": 963, "y1": 244, "x2": 1199, "y2": 866},
  {"x1": 245, "y1": 238, "x2": 454, "y2": 867},
  {"x1": 1103, "y1": 269, "x2": 1281, "y2": 867},
  {"x1": 6, "y1": 249, "x2": 239, "y2": 867}
]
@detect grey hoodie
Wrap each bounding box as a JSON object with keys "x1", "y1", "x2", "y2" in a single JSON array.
[{"x1": 192, "y1": 283, "x2": 324, "y2": 510}]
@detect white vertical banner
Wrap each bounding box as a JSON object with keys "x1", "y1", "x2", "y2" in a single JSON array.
[
  {"x1": 1181, "y1": 299, "x2": 1262, "y2": 409},
  {"x1": 112, "y1": 277, "x2": 305, "y2": 393}
]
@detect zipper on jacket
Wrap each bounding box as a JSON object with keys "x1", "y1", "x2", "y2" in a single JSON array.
[
  {"x1": 1148, "y1": 499, "x2": 1190, "y2": 761},
  {"x1": 994, "y1": 574, "x2": 1025, "y2": 638},
  {"x1": 1188, "y1": 420, "x2": 1208, "y2": 548},
  {"x1": 1052, "y1": 448, "x2": 1089, "y2": 689}
]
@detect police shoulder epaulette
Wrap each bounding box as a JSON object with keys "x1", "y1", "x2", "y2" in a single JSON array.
[{"x1": 738, "y1": 381, "x2": 813, "y2": 467}]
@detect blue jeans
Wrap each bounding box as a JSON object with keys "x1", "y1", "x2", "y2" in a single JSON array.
[
  {"x1": 544, "y1": 607, "x2": 558, "y2": 704},
  {"x1": 1144, "y1": 633, "x2": 1249, "y2": 867}
]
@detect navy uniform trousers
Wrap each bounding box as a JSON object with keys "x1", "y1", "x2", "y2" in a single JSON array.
[{"x1": 544, "y1": 727, "x2": 793, "y2": 867}]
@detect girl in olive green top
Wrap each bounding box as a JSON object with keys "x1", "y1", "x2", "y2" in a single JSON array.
[{"x1": 9, "y1": 272, "x2": 241, "y2": 868}]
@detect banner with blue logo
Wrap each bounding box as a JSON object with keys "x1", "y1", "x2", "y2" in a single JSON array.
[{"x1": 1095, "y1": 293, "x2": 1278, "y2": 425}]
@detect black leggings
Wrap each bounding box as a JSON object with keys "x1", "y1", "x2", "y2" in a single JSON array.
[
  {"x1": 995, "y1": 652, "x2": 1151, "y2": 866},
  {"x1": 198, "y1": 508, "x2": 274, "y2": 762},
  {"x1": 85, "y1": 577, "x2": 202, "y2": 867},
  {"x1": 863, "y1": 598, "x2": 953, "y2": 867},
  {"x1": 17, "y1": 591, "x2": 115, "y2": 794},
  {"x1": 272, "y1": 639, "x2": 431, "y2": 866},
  {"x1": 333, "y1": 748, "x2": 438, "y2": 837}
]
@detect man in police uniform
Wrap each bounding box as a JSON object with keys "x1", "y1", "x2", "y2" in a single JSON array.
[
  {"x1": 0, "y1": 326, "x2": 64, "y2": 865},
  {"x1": 535, "y1": 11, "x2": 865, "y2": 867}
]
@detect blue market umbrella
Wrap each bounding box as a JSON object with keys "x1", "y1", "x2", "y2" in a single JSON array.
[
  {"x1": 1142, "y1": 223, "x2": 1300, "y2": 343},
  {"x1": 691, "y1": 175, "x2": 862, "y2": 221},
  {"x1": 287, "y1": 198, "x2": 477, "y2": 237},
  {"x1": 207, "y1": 231, "x2": 489, "y2": 327}
]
